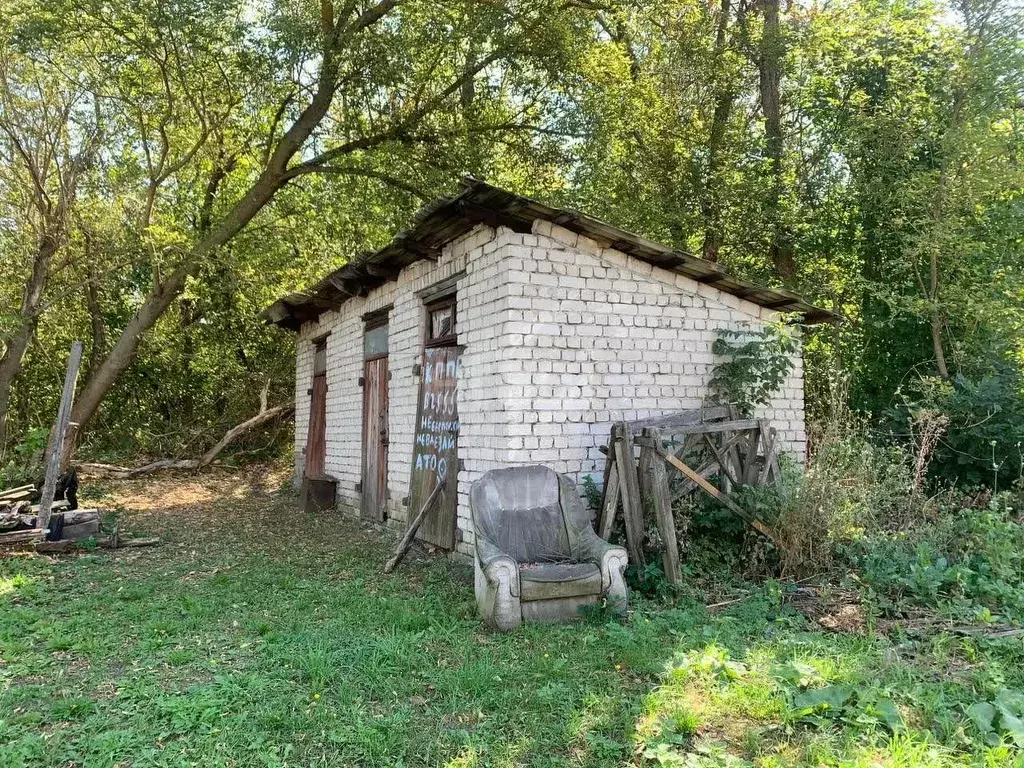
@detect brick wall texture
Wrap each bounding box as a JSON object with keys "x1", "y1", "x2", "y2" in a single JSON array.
[{"x1": 295, "y1": 221, "x2": 806, "y2": 557}]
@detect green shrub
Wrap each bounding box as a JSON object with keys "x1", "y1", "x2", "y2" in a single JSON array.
[{"x1": 887, "y1": 367, "x2": 1024, "y2": 489}]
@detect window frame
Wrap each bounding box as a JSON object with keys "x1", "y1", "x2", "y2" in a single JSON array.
[{"x1": 424, "y1": 295, "x2": 457, "y2": 348}]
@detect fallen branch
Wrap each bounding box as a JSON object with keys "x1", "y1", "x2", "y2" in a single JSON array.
[
  {"x1": 34, "y1": 536, "x2": 160, "y2": 554},
  {"x1": 80, "y1": 384, "x2": 293, "y2": 478}
]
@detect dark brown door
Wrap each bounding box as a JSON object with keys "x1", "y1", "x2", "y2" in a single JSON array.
[
  {"x1": 361, "y1": 355, "x2": 389, "y2": 520},
  {"x1": 304, "y1": 340, "x2": 327, "y2": 477},
  {"x1": 408, "y1": 344, "x2": 463, "y2": 549}
]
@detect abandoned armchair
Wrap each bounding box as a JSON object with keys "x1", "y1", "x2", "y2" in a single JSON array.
[{"x1": 470, "y1": 465, "x2": 628, "y2": 631}]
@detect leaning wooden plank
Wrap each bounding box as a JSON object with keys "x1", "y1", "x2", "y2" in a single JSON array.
[
  {"x1": 598, "y1": 455, "x2": 621, "y2": 541},
  {"x1": 656, "y1": 447, "x2": 780, "y2": 547},
  {"x1": 37, "y1": 341, "x2": 83, "y2": 533},
  {"x1": 640, "y1": 428, "x2": 681, "y2": 584},
  {"x1": 757, "y1": 426, "x2": 778, "y2": 485},
  {"x1": 384, "y1": 479, "x2": 445, "y2": 573},
  {"x1": 676, "y1": 460, "x2": 721, "y2": 496},
  {"x1": 612, "y1": 422, "x2": 646, "y2": 567},
  {"x1": 743, "y1": 427, "x2": 762, "y2": 486}
]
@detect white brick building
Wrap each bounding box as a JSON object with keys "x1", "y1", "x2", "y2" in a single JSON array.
[{"x1": 264, "y1": 179, "x2": 832, "y2": 557}]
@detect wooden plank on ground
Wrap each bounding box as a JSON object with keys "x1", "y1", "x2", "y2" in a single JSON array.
[
  {"x1": 638, "y1": 428, "x2": 681, "y2": 584},
  {"x1": 655, "y1": 446, "x2": 780, "y2": 547},
  {"x1": 612, "y1": 422, "x2": 645, "y2": 567}
]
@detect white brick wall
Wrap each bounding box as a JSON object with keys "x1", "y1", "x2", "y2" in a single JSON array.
[{"x1": 294, "y1": 222, "x2": 807, "y2": 557}]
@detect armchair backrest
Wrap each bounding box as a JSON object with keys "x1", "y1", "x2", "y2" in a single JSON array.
[{"x1": 470, "y1": 465, "x2": 572, "y2": 563}]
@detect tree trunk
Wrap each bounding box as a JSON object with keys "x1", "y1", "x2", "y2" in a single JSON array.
[
  {"x1": 0, "y1": 225, "x2": 65, "y2": 446},
  {"x1": 62, "y1": 36, "x2": 344, "y2": 458},
  {"x1": 700, "y1": 0, "x2": 736, "y2": 263},
  {"x1": 757, "y1": 0, "x2": 797, "y2": 284}
]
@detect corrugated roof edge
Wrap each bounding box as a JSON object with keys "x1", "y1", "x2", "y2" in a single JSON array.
[{"x1": 261, "y1": 177, "x2": 839, "y2": 331}]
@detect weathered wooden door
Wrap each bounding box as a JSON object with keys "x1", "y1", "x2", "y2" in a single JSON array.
[
  {"x1": 408, "y1": 344, "x2": 463, "y2": 549},
  {"x1": 361, "y1": 355, "x2": 389, "y2": 520},
  {"x1": 304, "y1": 340, "x2": 328, "y2": 477}
]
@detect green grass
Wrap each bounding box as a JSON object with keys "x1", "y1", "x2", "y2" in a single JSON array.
[{"x1": 2, "y1": 475, "x2": 1024, "y2": 766}]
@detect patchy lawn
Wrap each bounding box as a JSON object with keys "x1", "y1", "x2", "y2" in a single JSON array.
[{"x1": 1, "y1": 467, "x2": 1022, "y2": 767}]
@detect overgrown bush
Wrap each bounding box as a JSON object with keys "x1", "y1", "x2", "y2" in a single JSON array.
[
  {"x1": 843, "y1": 489, "x2": 1024, "y2": 622},
  {"x1": 887, "y1": 367, "x2": 1024, "y2": 489},
  {"x1": 746, "y1": 412, "x2": 926, "y2": 575}
]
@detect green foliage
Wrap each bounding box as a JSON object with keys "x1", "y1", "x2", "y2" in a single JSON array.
[
  {"x1": 967, "y1": 690, "x2": 1024, "y2": 748},
  {"x1": 889, "y1": 368, "x2": 1024, "y2": 488},
  {"x1": 6, "y1": 472, "x2": 1024, "y2": 764},
  {"x1": 0, "y1": 427, "x2": 47, "y2": 488},
  {"x1": 709, "y1": 322, "x2": 798, "y2": 417}
]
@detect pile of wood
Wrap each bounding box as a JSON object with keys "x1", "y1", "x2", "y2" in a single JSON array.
[
  {"x1": 0, "y1": 482, "x2": 100, "y2": 545},
  {"x1": 598, "y1": 406, "x2": 784, "y2": 585}
]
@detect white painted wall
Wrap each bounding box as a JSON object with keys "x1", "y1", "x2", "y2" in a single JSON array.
[{"x1": 294, "y1": 222, "x2": 806, "y2": 557}]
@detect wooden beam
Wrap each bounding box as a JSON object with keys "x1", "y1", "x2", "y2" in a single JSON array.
[
  {"x1": 655, "y1": 446, "x2": 779, "y2": 547},
  {"x1": 612, "y1": 423, "x2": 645, "y2": 567},
  {"x1": 598, "y1": 448, "x2": 620, "y2": 540},
  {"x1": 627, "y1": 407, "x2": 730, "y2": 434},
  {"x1": 638, "y1": 428, "x2": 681, "y2": 584}
]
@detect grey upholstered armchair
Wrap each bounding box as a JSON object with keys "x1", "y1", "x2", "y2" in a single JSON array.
[{"x1": 470, "y1": 465, "x2": 628, "y2": 631}]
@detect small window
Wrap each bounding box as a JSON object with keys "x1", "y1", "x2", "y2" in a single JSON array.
[
  {"x1": 313, "y1": 339, "x2": 327, "y2": 375},
  {"x1": 425, "y1": 297, "x2": 456, "y2": 346},
  {"x1": 363, "y1": 322, "x2": 389, "y2": 358}
]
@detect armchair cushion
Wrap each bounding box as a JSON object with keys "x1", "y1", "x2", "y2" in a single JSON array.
[{"x1": 519, "y1": 562, "x2": 603, "y2": 602}]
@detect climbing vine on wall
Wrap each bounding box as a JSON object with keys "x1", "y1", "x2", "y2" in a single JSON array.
[{"x1": 709, "y1": 322, "x2": 798, "y2": 417}]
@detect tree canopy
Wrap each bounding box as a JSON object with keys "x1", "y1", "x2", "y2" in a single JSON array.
[{"x1": 0, "y1": 0, "x2": 1021, "y2": 485}]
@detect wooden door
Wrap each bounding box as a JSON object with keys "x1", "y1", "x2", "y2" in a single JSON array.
[
  {"x1": 361, "y1": 356, "x2": 389, "y2": 520},
  {"x1": 304, "y1": 340, "x2": 328, "y2": 477},
  {"x1": 408, "y1": 344, "x2": 463, "y2": 549}
]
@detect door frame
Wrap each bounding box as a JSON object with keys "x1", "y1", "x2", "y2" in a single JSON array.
[
  {"x1": 360, "y1": 310, "x2": 390, "y2": 521},
  {"x1": 304, "y1": 335, "x2": 329, "y2": 478},
  {"x1": 407, "y1": 292, "x2": 461, "y2": 549}
]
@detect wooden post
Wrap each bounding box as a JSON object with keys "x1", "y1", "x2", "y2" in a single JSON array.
[
  {"x1": 36, "y1": 341, "x2": 83, "y2": 534},
  {"x1": 638, "y1": 428, "x2": 681, "y2": 584},
  {"x1": 743, "y1": 427, "x2": 762, "y2": 485},
  {"x1": 598, "y1": 450, "x2": 621, "y2": 541},
  {"x1": 612, "y1": 422, "x2": 645, "y2": 567}
]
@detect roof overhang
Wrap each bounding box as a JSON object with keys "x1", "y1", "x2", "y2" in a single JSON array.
[{"x1": 262, "y1": 177, "x2": 838, "y2": 331}]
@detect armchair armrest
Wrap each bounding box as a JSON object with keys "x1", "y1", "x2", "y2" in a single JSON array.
[
  {"x1": 474, "y1": 533, "x2": 522, "y2": 630},
  {"x1": 558, "y1": 474, "x2": 628, "y2": 613}
]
